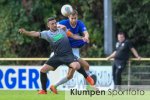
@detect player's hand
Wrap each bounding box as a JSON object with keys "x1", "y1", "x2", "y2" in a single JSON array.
[
  {"x1": 137, "y1": 56, "x2": 141, "y2": 60},
  {"x1": 84, "y1": 36, "x2": 90, "y2": 43},
  {"x1": 82, "y1": 37, "x2": 87, "y2": 42},
  {"x1": 82, "y1": 37, "x2": 89, "y2": 43},
  {"x1": 106, "y1": 57, "x2": 110, "y2": 61},
  {"x1": 18, "y1": 28, "x2": 26, "y2": 34},
  {"x1": 106, "y1": 57, "x2": 113, "y2": 61},
  {"x1": 57, "y1": 24, "x2": 66, "y2": 31}
]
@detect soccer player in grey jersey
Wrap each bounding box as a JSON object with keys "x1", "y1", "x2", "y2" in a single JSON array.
[{"x1": 19, "y1": 17, "x2": 94, "y2": 94}]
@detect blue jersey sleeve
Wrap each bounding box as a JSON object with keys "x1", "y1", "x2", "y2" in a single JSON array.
[{"x1": 78, "y1": 20, "x2": 87, "y2": 33}]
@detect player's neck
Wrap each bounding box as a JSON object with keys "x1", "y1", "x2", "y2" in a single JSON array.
[
  {"x1": 70, "y1": 22, "x2": 77, "y2": 28},
  {"x1": 50, "y1": 28, "x2": 57, "y2": 33}
]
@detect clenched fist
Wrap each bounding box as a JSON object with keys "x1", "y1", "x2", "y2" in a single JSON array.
[{"x1": 18, "y1": 28, "x2": 26, "y2": 34}]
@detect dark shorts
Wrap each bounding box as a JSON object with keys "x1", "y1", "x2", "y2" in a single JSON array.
[{"x1": 45, "y1": 54, "x2": 78, "y2": 70}]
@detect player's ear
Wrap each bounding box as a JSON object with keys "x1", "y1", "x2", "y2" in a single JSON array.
[{"x1": 47, "y1": 23, "x2": 50, "y2": 28}]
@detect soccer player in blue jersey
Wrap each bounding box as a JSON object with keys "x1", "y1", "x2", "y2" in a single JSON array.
[
  {"x1": 52, "y1": 10, "x2": 89, "y2": 70},
  {"x1": 18, "y1": 17, "x2": 94, "y2": 94},
  {"x1": 59, "y1": 10, "x2": 90, "y2": 74}
]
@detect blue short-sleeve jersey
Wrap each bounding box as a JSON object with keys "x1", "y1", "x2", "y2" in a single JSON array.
[{"x1": 59, "y1": 19, "x2": 88, "y2": 48}]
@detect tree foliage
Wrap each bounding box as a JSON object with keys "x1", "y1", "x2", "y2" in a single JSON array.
[
  {"x1": 0, "y1": 0, "x2": 149, "y2": 58},
  {"x1": 112, "y1": 0, "x2": 150, "y2": 57},
  {"x1": 0, "y1": 0, "x2": 103, "y2": 58}
]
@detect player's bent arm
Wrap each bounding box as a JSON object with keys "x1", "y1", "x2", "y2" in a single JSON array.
[
  {"x1": 66, "y1": 31, "x2": 84, "y2": 40},
  {"x1": 130, "y1": 48, "x2": 141, "y2": 60},
  {"x1": 19, "y1": 28, "x2": 40, "y2": 37},
  {"x1": 106, "y1": 51, "x2": 116, "y2": 60}
]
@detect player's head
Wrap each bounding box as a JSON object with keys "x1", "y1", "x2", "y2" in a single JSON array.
[
  {"x1": 68, "y1": 10, "x2": 78, "y2": 25},
  {"x1": 47, "y1": 17, "x2": 57, "y2": 31},
  {"x1": 117, "y1": 32, "x2": 126, "y2": 42}
]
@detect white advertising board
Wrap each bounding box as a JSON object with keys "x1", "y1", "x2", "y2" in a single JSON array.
[{"x1": 0, "y1": 66, "x2": 114, "y2": 90}]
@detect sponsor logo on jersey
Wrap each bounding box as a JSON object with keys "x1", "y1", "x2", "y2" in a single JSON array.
[{"x1": 52, "y1": 33, "x2": 64, "y2": 42}]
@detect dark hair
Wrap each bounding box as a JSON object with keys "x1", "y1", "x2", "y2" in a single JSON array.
[
  {"x1": 47, "y1": 17, "x2": 56, "y2": 22},
  {"x1": 117, "y1": 32, "x2": 128, "y2": 38},
  {"x1": 70, "y1": 10, "x2": 78, "y2": 16}
]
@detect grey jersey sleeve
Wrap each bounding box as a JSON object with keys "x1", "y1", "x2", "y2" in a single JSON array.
[{"x1": 40, "y1": 31, "x2": 49, "y2": 41}]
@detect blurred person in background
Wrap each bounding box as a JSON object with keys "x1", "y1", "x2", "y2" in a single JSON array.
[{"x1": 107, "y1": 32, "x2": 141, "y2": 89}]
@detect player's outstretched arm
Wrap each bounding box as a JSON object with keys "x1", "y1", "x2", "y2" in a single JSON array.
[{"x1": 18, "y1": 28, "x2": 40, "y2": 37}]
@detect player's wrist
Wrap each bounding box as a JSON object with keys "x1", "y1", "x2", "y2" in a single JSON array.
[
  {"x1": 106, "y1": 56, "x2": 111, "y2": 60},
  {"x1": 84, "y1": 35, "x2": 89, "y2": 39},
  {"x1": 137, "y1": 56, "x2": 141, "y2": 58},
  {"x1": 22, "y1": 30, "x2": 27, "y2": 34}
]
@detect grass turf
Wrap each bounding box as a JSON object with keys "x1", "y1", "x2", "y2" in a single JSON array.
[
  {"x1": 0, "y1": 90, "x2": 150, "y2": 100},
  {"x1": 0, "y1": 90, "x2": 65, "y2": 100}
]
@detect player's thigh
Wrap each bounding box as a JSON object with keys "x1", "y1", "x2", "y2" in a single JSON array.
[
  {"x1": 67, "y1": 68, "x2": 75, "y2": 79},
  {"x1": 61, "y1": 54, "x2": 78, "y2": 67},
  {"x1": 44, "y1": 56, "x2": 61, "y2": 71},
  {"x1": 69, "y1": 62, "x2": 80, "y2": 70},
  {"x1": 40, "y1": 64, "x2": 55, "y2": 73},
  {"x1": 78, "y1": 58, "x2": 89, "y2": 70}
]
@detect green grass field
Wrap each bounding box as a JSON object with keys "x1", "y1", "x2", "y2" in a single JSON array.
[
  {"x1": 0, "y1": 90, "x2": 65, "y2": 100},
  {"x1": 0, "y1": 90, "x2": 150, "y2": 100}
]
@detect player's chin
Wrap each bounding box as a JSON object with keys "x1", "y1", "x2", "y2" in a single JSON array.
[
  {"x1": 53, "y1": 27, "x2": 57, "y2": 31},
  {"x1": 71, "y1": 22, "x2": 76, "y2": 25}
]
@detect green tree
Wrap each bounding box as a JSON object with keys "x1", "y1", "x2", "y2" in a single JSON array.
[
  {"x1": 112, "y1": 0, "x2": 150, "y2": 57},
  {"x1": 0, "y1": 0, "x2": 104, "y2": 58}
]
